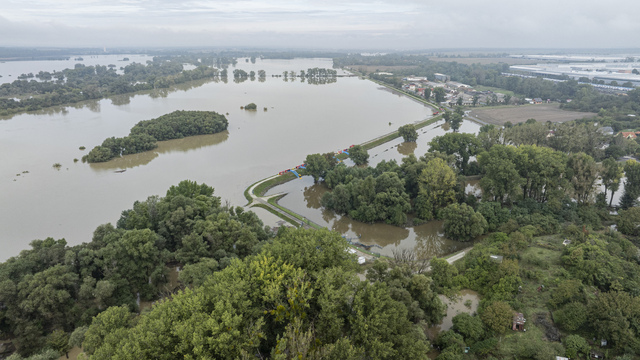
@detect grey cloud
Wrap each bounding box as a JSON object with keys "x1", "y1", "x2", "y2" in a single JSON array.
[{"x1": 0, "y1": 0, "x2": 638, "y2": 49}]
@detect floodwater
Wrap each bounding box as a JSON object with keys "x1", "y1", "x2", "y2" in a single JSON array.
[
  {"x1": 0, "y1": 54, "x2": 153, "y2": 84},
  {"x1": 427, "y1": 289, "x2": 481, "y2": 337},
  {"x1": 0, "y1": 57, "x2": 433, "y2": 260},
  {"x1": 267, "y1": 119, "x2": 481, "y2": 257}
]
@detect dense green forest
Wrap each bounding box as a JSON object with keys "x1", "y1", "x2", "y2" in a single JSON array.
[
  {"x1": 313, "y1": 119, "x2": 623, "y2": 231},
  {"x1": 0, "y1": 180, "x2": 445, "y2": 360},
  {"x1": 336, "y1": 54, "x2": 640, "y2": 131},
  {"x1": 304, "y1": 117, "x2": 640, "y2": 359},
  {"x1": 82, "y1": 110, "x2": 228, "y2": 163},
  {"x1": 0, "y1": 58, "x2": 220, "y2": 116}
]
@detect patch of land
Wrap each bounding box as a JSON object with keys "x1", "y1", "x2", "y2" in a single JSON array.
[
  {"x1": 428, "y1": 57, "x2": 543, "y2": 65},
  {"x1": 348, "y1": 65, "x2": 419, "y2": 74},
  {"x1": 467, "y1": 103, "x2": 595, "y2": 125}
]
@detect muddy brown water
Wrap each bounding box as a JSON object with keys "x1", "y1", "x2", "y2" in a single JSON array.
[
  {"x1": 0, "y1": 57, "x2": 436, "y2": 260},
  {"x1": 267, "y1": 119, "x2": 481, "y2": 257},
  {"x1": 428, "y1": 289, "x2": 481, "y2": 336}
]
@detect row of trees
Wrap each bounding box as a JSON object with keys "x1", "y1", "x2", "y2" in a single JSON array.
[{"x1": 83, "y1": 110, "x2": 228, "y2": 163}]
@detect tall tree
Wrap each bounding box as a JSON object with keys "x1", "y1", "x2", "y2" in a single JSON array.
[
  {"x1": 478, "y1": 145, "x2": 522, "y2": 203},
  {"x1": 601, "y1": 157, "x2": 624, "y2": 207},
  {"x1": 349, "y1": 145, "x2": 369, "y2": 165},
  {"x1": 433, "y1": 87, "x2": 446, "y2": 103},
  {"x1": 398, "y1": 124, "x2": 418, "y2": 142},
  {"x1": 414, "y1": 158, "x2": 457, "y2": 220},
  {"x1": 621, "y1": 160, "x2": 640, "y2": 209},
  {"x1": 305, "y1": 153, "x2": 331, "y2": 183},
  {"x1": 429, "y1": 133, "x2": 481, "y2": 175},
  {"x1": 566, "y1": 152, "x2": 599, "y2": 204}
]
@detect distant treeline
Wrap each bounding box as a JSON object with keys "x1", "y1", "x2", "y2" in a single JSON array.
[
  {"x1": 0, "y1": 47, "x2": 105, "y2": 60},
  {"x1": 83, "y1": 110, "x2": 228, "y2": 163}
]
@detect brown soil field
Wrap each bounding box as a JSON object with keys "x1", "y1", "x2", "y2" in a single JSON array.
[{"x1": 467, "y1": 103, "x2": 595, "y2": 125}]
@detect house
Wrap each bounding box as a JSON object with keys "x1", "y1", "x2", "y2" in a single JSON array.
[
  {"x1": 434, "y1": 73, "x2": 450, "y2": 82},
  {"x1": 490, "y1": 255, "x2": 503, "y2": 263},
  {"x1": 598, "y1": 126, "x2": 614, "y2": 135},
  {"x1": 533, "y1": 98, "x2": 543, "y2": 104},
  {"x1": 619, "y1": 131, "x2": 640, "y2": 139},
  {"x1": 512, "y1": 312, "x2": 526, "y2": 331}
]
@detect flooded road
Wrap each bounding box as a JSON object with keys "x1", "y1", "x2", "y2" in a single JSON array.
[{"x1": 0, "y1": 57, "x2": 432, "y2": 260}]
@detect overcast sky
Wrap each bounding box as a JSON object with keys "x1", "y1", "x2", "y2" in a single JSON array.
[{"x1": 1, "y1": 0, "x2": 638, "y2": 50}]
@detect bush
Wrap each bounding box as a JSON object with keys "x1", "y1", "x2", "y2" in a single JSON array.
[
  {"x1": 244, "y1": 103, "x2": 257, "y2": 110},
  {"x1": 553, "y1": 302, "x2": 587, "y2": 331},
  {"x1": 617, "y1": 207, "x2": 640, "y2": 236},
  {"x1": 442, "y1": 203, "x2": 488, "y2": 241}
]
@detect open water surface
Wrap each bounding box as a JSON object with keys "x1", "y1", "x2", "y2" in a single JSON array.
[{"x1": 0, "y1": 57, "x2": 433, "y2": 260}]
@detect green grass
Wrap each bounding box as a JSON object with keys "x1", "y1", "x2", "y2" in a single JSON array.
[
  {"x1": 244, "y1": 179, "x2": 260, "y2": 203},
  {"x1": 252, "y1": 172, "x2": 297, "y2": 197},
  {"x1": 267, "y1": 195, "x2": 324, "y2": 230},
  {"x1": 361, "y1": 115, "x2": 443, "y2": 151},
  {"x1": 250, "y1": 204, "x2": 299, "y2": 227},
  {"x1": 513, "y1": 234, "x2": 573, "y2": 317}
]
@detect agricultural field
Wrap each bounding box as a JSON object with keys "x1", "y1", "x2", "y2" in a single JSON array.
[{"x1": 468, "y1": 103, "x2": 595, "y2": 125}]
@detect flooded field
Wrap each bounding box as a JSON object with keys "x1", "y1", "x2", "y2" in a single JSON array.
[
  {"x1": 0, "y1": 57, "x2": 433, "y2": 260},
  {"x1": 0, "y1": 54, "x2": 153, "y2": 85}
]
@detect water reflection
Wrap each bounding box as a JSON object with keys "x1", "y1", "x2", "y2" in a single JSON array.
[
  {"x1": 303, "y1": 183, "x2": 325, "y2": 209},
  {"x1": 271, "y1": 172, "x2": 471, "y2": 257},
  {"x1": 397, "y1": 141, "x2": 417, "y2": 156},
  {"x1": 428, "y1": 289, "x2": 480, "y2": 337},
  {"x1": 110, "y1": 94, "x2": 131, "y2": 106},
  {"x1": 89, "y1": 131, "x2": 229, "y2": 171}
]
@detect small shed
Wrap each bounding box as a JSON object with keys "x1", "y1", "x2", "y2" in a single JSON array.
[
  {"x1": 512, "y1": 312, "x2": 526, "y2": 331},
  {"x1": 562, "y1": 239, "x2": 572, "y2": 246},
  {"x1": 490, "y1": 255, "x2": 504, "y2": 263}
]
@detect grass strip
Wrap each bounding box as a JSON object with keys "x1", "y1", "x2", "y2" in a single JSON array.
[
  {"x1": 267, "y1": 196, "x2": 324, "y2": 230},
  {"x1": 250, "y1": 204, "x2": 299, "y2": 227},
  {"x1": 244, "y1": 179, "x2": 261, "y2": 204},
  {"x1": 253, "y1": 172, "x2": 297, "y2": 197},
  {"x1": 361, "y1": 115, "x2": 442, "y2": 151},
  {"x1": 368, "y1": 78, "x2": 441, "y2": 108}
]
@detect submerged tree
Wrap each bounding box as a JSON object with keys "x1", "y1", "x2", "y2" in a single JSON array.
[{"x1": 398, "y1": 124, "x2": 418, "y2": 142}]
